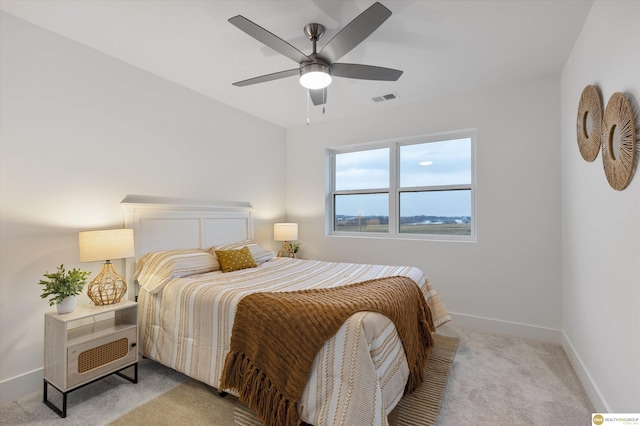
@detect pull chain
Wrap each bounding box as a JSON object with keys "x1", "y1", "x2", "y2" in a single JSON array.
[
  {"x1": 307, "y1": 90, "x2": 310, "y2": 125},
  {"x1": 323, "y1": 89, "x2": 326, "y2": 115},
  {"x1": 306, "y1": 89, "x2": 327, "y2": 124}
]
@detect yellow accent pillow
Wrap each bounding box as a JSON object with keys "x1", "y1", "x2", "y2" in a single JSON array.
[{"x1": 215, "y1": 246, "x2": 257, "y2": 273}]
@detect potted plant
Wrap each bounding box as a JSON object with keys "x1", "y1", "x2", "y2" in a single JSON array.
[
  {"x1": 39, "y1": 264, "x2": 90, "y2": 314},
  {"x1": 289, "y1": 242, "x2": 301, "y2": 258}
]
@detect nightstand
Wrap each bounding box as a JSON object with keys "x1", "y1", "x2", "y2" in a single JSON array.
[
  {"x1": 277, "y1": 251, "x2": 296, "y2": 258},
  {"x1": 43, "y1": 300, "x2": 138, "y2": 417}
]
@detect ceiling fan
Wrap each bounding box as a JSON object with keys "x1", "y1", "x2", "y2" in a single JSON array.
[{"x1": 228, "y1": 2, "x2": 403, "y2": 106}]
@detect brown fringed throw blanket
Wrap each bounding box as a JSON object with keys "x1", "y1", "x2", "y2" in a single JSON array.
[{"x1": 220, "y1": 275, "x2": 435, "y2": 426}]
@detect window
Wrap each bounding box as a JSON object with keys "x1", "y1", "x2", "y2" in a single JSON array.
[{"x1": 328, "y1": 131, "x2": 475, "y2": 240}]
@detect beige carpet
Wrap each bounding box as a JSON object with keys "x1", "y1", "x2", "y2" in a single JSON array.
[
  {"x1": 109, "y1": 334, "x2": 458, "y2": 426},
  {"x1": 1, "y1": 324, "x2": 595, "y2": 426}
]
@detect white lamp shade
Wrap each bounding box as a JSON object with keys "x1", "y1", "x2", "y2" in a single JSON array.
[
  {"x1": 274, "y1": 223, "x2": 298, "y2": 241},
  {"x1": 79, "y1": 229, "x2": 134, "y2": 262}
]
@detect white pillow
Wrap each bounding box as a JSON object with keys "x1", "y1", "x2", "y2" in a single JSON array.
[
  {"x1": 207, "y1": 240, "x2": 275, "y2": 265},
  {"x1": 135, "y1": 249, "x2": 219, "y2": 294}
]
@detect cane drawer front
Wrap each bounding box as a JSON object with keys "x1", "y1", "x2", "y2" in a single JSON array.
[{"x1": 67, "y1": 325, "x2": 137, "y2": 389}]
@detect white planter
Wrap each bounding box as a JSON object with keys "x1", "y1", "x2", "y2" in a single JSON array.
[{"x1": 56, "y1": 296, "x2": 76, "y2": 314}]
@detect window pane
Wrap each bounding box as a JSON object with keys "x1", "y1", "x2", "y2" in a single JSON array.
[
  {"x1": 399, "y1": 190, "x2": 471, "y2": 235},
  {"x1": 334, "y1": 193, "x2": 388, "y2": 232},
  {"x1": 400, "y1": 138, "x2": 471, "y2": 187},
  {"x1": 335, "y1": 148, "x2": 389, "y2": 190}
]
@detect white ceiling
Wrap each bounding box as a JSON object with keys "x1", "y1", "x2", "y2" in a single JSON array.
[{"x1": 1, "y1": 0, "x2": 593, "y2": 129}]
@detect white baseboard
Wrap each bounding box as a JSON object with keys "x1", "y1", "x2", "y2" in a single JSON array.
[
  {"x1": 0, "y1": 368, "x2": 42, "y2": 405},
  {"x1": 561, "y1": 331, "x2": 609, "y2": 412},
  {"x1": 448, "y1": 311, "x2": 562, "y2": 344}
]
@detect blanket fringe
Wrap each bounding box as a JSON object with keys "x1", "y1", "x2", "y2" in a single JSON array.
[
  {"x1": 406, "y1": 303, "x2": 436, "y2": 394},
  {"x1": 221, "y1": 351, "x2": 301, "y2": 426}
]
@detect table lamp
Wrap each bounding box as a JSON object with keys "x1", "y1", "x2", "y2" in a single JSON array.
[
  {"x1": 274, "y1": 223, "x2": 298, "y2": 257},
  {"x1": 79, "y1": 229, "x2": 134, "y2": 305}
]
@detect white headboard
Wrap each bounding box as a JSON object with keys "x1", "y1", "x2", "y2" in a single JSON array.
[{"x1": 121, "y1": 195, "x2": 253, "y2": 301}]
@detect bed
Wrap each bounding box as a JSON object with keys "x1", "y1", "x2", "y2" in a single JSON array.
[{"x1": 122, "y1": 196, "x2": 450, "y2": 426}]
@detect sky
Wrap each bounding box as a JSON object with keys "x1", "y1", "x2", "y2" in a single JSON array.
[{"x1": 334, "y1": 138, "x2": 472, "y2": 217}]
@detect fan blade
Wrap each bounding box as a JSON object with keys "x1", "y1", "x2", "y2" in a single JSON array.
[
  {"x1": 232, "y1": 68, "x2": 299, "y2": 87},
  {"x1": 318, "y1": 2, "x2": 392, "y2": 63},
  {"x1": 310, "y1": 88, "x2": 328, "y2": 106},
  {"x1": 332, "y1": 63, "x2": 403, "y2": 81},
  {"x1": 229, "y1": 15, "x2": 310, "y2": 64}
]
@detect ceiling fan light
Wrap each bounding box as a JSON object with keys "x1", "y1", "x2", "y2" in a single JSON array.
[{"x1": 300, "y1": 63, "x2": 332, "y2": 89}]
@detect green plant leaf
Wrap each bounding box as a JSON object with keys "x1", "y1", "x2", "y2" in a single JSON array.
[{"x1": 38, "y1": 264, "x2": 91, "y2": 306}]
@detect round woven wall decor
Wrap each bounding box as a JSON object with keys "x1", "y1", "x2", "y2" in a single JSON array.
[
  {"x1": 576, "y1": 85, "x2": 603, "y2": 162},
  {"x1": 601, "y1": 92, "x2": 637, "y2": 191}
]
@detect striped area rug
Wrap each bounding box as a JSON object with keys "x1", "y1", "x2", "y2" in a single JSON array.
[{"x1": 234, "y1": 333, "x2": 459, "y2": 426}]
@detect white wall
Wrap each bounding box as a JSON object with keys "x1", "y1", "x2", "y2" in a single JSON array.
[
  {"x1": 560, "y1": 1, "x2": 640, "y2": 412},
  {"x1": 286, "y1": 75, "x2": 563, "y2": 341},
  {"x1": 0, "y1": 12, "x2": 286, "y2": 403}
]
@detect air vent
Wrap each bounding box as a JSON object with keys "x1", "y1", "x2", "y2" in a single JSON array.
[{"x1": 372, "y1": 92, "x2": 400, "y2": 103}]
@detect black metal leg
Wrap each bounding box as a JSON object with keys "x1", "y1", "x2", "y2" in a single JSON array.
[
  {"x1": 43, "y1": 380, "x2": 67, "y2": 418},
  {"x1": 43, "y1": 362, "x2": 138, "y2": 418},
  {"x1": 115, "y1": 363, "x2": 138, "y2": 384}
]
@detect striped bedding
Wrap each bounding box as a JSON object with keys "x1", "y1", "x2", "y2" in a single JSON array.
[{"x1": 137, "y1": 256, "x2": 450, "y2": 426}]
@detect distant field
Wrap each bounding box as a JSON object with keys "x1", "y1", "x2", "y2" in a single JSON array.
[
  {"x1": 336, "y1": 223, "x2": 471, "y2": 235},
  {"x1": 336, "y1": 224, "x2": 388, "y2": 233},
  {"x1": 400, "y1": 223, "x2": 471, "y2": 235}
]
